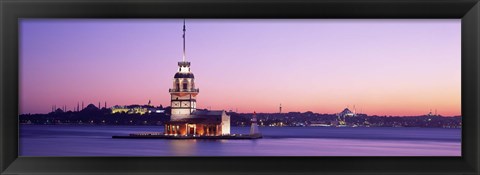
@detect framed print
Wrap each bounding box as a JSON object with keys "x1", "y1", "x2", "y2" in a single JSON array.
[{"x1": 1, "y1": 0, "x2": 479, "y2": 174}]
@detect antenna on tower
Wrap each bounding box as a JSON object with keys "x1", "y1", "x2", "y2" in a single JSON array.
[{"x1": 182, "y1": 19, "x2": 186, "y2": 62}]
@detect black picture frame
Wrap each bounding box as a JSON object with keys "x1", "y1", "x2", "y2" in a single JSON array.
[{"x1": 1, "y1": 0, "x2": 479, "y2": 174}]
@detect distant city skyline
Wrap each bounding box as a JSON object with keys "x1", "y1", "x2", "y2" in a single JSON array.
[{"x1": 20, "y1": 19, "x2": 461, "y2": 116}]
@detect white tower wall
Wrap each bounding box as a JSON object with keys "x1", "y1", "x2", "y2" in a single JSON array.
[{"x1": 221, "y1": 112, "x2": 231, "y2": 135}]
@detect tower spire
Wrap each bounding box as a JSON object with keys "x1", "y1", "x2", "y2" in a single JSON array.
[{"x1": 182, "y1": 19, "x2": 186, "y2": 62}]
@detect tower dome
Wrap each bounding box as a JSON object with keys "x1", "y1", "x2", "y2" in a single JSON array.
[{"x1": 174, "y1": 72, "x2": 194, "y2": 78}]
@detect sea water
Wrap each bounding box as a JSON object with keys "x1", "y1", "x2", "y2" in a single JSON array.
[{"x1": 19, "y1": 125, "x2": 461, "y2": 156}]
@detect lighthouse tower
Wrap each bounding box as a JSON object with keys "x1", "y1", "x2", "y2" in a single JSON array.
[
  {"x1": 169, "y1": 19, "x2": 199, "y2": 120},
  {"x1": 250, "y1": 111, "x2": 260, "y2": 135}
]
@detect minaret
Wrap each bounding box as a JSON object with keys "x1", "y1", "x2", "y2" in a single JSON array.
[
  {"x1": 169, "y1": 19, "x2": 199, "y2": 120},
  {"x1": 279, "y1": 103, "x2": 282, "y2": 113},
  {"x1": 250, "y1": 111, "x2": 260, "y2": 135},
  {"x1": 353, "y1": 105, "x2": 356, "y2": 116},
  {"x1": 82, "y1": 101, "x2": 84, "y2": 110},
  {"x1": 105, "y1": 101, "x2": 107, "y2": 109},
  {"x1": 77, "y1": 102, "x2": 79, "y2": 112},
  {"x1": 98, "y1": 102, "x2": 101, "y2": 109}
]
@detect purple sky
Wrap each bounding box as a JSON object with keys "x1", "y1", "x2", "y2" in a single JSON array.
[{"x1": 20, "y1": 19, "x2": 461, "y2": 116}]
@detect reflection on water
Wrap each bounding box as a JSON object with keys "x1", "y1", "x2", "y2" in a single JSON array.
[
  {"x1": 169, "y1": 140, "x2": 197, "y2": 156},
  {"x1": 19, "y1": 125, "x2": 461, "y2": 156}
]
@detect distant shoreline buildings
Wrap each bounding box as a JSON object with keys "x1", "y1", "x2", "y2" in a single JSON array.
[
  {"x1": 111, "y1": 101, "x2": 165, "y2": 115},
  {"x1": 19, "y1": 107, "x2": 462, "y2": 128}
]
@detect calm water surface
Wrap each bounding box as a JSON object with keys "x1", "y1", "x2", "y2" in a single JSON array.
[{"x1": 19, "y1": 125, "x2": 461, "y2": 156}]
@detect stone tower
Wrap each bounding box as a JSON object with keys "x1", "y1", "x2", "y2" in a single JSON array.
[{"x1": 169, "y1": 20, "x2": 199, "y2": 120}]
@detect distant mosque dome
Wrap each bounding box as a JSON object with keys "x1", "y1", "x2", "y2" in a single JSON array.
[
  {"x1": 82, "y1": 104, "x2": 100, "y2": 111},
  {"x1": 338, "y1": 108, "x2": 355, "y2": 117},
  {"x1": 54, "y1": 108, "x2": 64, "y2": 113},
  {"x1": 174, "y1": 72, "x2": 194, "y2": 78}
]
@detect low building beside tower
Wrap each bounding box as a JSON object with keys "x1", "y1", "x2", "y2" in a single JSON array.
[{"x1": 165, "y1": 110, "x2": 230, "y2": 136}]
